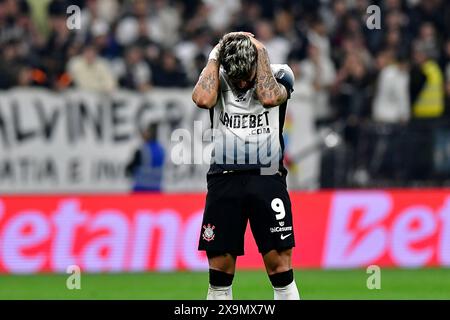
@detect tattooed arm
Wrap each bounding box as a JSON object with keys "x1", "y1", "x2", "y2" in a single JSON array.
[
  {"x1": 192, "y1": 50, "x2": 220, "y2": 109},
  {"x1": 250, "y1": 37, "x2": 288, "y2": 108}
]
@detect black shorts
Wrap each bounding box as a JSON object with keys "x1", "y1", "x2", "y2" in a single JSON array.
[{"x1": 198, "y1": 172, "x2": 295, "y2": 256}]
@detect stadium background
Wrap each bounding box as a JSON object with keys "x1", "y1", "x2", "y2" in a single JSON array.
[{"x1": 1, "y1": 0, "x2": 450, "y2": 299}]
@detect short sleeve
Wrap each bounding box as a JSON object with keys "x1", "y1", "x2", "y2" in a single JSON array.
[{"x1": 274, "y1": 64, "x2": 295, "y2": 99}]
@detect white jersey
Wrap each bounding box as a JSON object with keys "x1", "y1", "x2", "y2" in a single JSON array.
[{"x1": 208, "y1": 64, "x2": 295, "y2": 175}]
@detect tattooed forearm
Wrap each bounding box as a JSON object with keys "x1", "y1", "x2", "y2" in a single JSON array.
[
  {"x1": 192, "y1": 60, "x2": 220, "y2": 109},
  {"x1": 255, "y1": 48, "x2": 287, "y2": 107},
  {"x1": 200, "y1": 72, "x2": 216, "y2": 93}
]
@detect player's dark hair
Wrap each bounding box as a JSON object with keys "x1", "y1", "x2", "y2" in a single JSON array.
[{"x1": 218, "y1": 33, "x2": 257, "y2": 81}]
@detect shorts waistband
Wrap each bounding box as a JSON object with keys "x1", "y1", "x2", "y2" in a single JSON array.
[{"x1": 209, "y1": 169, "x2": 283, "y2": 177}]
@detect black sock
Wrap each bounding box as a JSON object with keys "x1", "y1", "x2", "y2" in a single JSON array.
[
  {"x1": 209, "y1": 269, "x2": 234, "y2": 287},
  {"x1": 269, "y1": 269, "x2": 294, "y2": 288}
]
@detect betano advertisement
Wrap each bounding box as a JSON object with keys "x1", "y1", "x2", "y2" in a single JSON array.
[{"x1": 0, "y1": 190, "x2": 449, "y2": 274}]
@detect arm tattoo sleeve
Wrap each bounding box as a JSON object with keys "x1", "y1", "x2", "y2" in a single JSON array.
[
  {"x1": 199, "y1": 72, "x2": 217, "y2": 93},
  {"x1": 192, "y1": 59, "x2": 220, "y2": 108},
  {"x1": 255, "y1": 48, "x2": 287, "y2": 106}
]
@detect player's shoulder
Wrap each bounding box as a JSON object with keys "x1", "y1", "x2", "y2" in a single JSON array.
[
  {"x1": 271, "y1": 64, "x2": 295, "y2": 95},
  {"x1": 270, "y1": 64, "x2": 295, "y2": 81}
]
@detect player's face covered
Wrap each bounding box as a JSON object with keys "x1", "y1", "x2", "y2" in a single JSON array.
[
  {"x1": 219, "y1": 33, "x2": 257, "y2": 91},
  {"x1": 229, "y1": 66, "x2": 257, "y2": 91}
]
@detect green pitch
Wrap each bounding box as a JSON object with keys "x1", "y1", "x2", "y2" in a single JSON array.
[{"x1": 1, "y1": 268, "x2": 449, "y2": 300}]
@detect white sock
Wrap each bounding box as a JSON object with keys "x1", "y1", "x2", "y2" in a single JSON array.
[
  {"x1": 206, "y1": 284, "x2": 233, "y2": 300},
  {"x1": 273, "y1": 280, "x2": 300, "y2": 300}
]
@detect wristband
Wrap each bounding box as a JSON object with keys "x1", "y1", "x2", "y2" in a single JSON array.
[{"x1": 208, "y1": 46, "x2": 219, "y2": 61}]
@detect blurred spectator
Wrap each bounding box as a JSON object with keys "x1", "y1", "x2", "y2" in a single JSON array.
[
  {"x1": 128, "y1": 16, "x2": 163, "y2": 68},
  {"x1": 0, "y1": 39, "x2": 31, "y2": 89},
  {"x1": 126, "y1": 123, "x2": 165, "y2": 192},
  {"x1": 298, "y1": 43, "x2": 336, "y2": 126},
  {"x1": 116, "y1": 0, "x2": 181, "y2": 48},
  {"x1": 26, "y1": 0, "x2": 53, "y2": 38},
  {"x1": 181, "y1": 1, "x2": 211, "y2": 37},
  {"x1": 409, "y1": 0, "x2": 446, "y2": 38},
  {"x1": 372, "y1": 50, "x2": 410, "y2": 123},
  {"x1": 81, "y1": 0, "x2": 119, "y2": 27},
  {"x1": 204, "y1": 0, "x2": 241, "y2": 32},
  {"x1": 274, "y1": 9, "x2": 301, "y2": 46},
  {"x1": 35, "y1": 3, "x2": 76, "y2": 89},
  {"x1": 67, "y1": 44, "x2": 117, "y2": 92},
  {"x1": 307, "y1": 16, "x2": 331, "y2": 60},
  {"x1": 114, "y1": 45, "x2": 152, "y2": 92},
  {"x1": 333, "y1": 52, "x2": 371, "y2": 124},
  {"x1": 229, "y1": 0, "x2": 261, "y2": 34},
  {"x1": 321, "y1": 0, "x2": 347, "y2": 36},
  {"x1": 152, "y1": 50, "x2": 189, "y2": 88},
  {"x1": 89, "y1": 20, "x2": 120, "y2": 60},
  {"x1": 115, "y1": 0, "x2": 150, "y2": 47},
  {"x1": 174, "y1": 26, "x2": 213, "y2": 82},
  {"x1": 364, "y1": 49, "x2": 410, "y2": 183},
  {"x1": 416, "y1": 22, "x2": 441, "y2": 60},
  {"x1": 255, "y1": 19, "x2": 290, "y2": 64},
  {"x1": 444, "y1": 39, "x2": 450, "y2": 115},
  {"x1": 410, "y1": 41, "x2": 445, "y2": 119},
  {"x1": 382, "y1": 28, "x2": 402, "y2": 53},
  {"x1": 149, "y1": 0, "x2": 182, "y2": 47},
  {"x1": 0, "y1": 0, "x2": 32, "y2": 43},
  {"x1": 406, "y1": 40, "x2": 446, "y2": 181},
  {"x1": 332, "y1": 49, "x2": 372, "y2": 178}
]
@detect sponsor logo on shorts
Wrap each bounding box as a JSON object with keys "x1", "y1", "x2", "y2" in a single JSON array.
[
  {"x1": 280, "y1": 233, "x2": 292, "y2": 240},
  {"x1": 269, "y1": 226, "x2": 292, "y2": 233},
  {"x1": 202, "y1": 224, "x2": 215, "y2": 242}
]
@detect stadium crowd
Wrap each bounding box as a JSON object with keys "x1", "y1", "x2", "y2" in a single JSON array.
[{"x1": 1, "y1": 0, "x2": 450, "y2": 188}]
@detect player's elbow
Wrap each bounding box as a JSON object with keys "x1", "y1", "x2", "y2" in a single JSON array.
[
  {"x1": 259, "y1": 86, "x2": 288, "y2": 108},
  {"x1": 260, "y1": 97, "x2": 283, "y2": 108},
  {"x1": 192, "y1": 93, "x2": 217, "y2": 109}
]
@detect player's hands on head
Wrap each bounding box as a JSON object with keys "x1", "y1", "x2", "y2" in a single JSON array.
[
  {"x1": 222, "y1": 31, "x2": 265, "y2": 51},
  {"x1": 210, "y1": 31, "x2": 264, "y2": 62},
  {"x1": 225, "y1": 31, "x2": 254, "y2": 38},
  {"x1": 247, "y1": 35, "x2": 265, "y2": 50},
  {"x1": 208, "y1": 42, "x2": 221, "y2": 61}
]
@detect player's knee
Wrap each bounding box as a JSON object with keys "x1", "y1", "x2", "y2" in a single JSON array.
[
  {"x1": 266, "y1": 264, "x2": 291, "y2": 275},
  {"x1": 207, "y1": 252, "x2": 236, "y2": 274},
  {"x1": 263, "y1": 249, "x2": 292, "y2": 275}
]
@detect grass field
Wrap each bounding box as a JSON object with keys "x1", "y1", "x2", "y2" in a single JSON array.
[{"x1": 1, "y1": 268, "x2": 449, "y2": 300}]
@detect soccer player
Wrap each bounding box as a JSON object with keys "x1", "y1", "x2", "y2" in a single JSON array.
[{"x1": 192, "y1": 31, "x2": 300, "y2": 300}]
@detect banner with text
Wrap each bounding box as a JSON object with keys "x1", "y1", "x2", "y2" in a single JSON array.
[
  {"x1": 0, "y1": 189, "x2": 449, "y2": 273},
  {"x1": 0, "y1": 88, "x2": 318, "y2": 193},
  {"x1": 0, "y1": 88, "x2": 211, "y2": 193}
]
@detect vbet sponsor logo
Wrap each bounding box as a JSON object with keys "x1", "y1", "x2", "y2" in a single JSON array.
[
  {"x1": 323, "y1": 192, "x2": 450, "y2": 268},
  {"x1": 0, "y1": 191, "x2": 449, "y2": 273}
]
